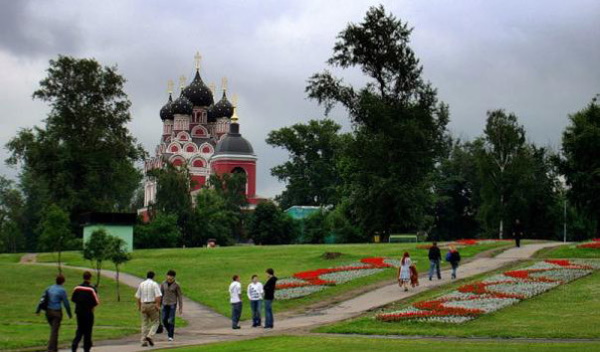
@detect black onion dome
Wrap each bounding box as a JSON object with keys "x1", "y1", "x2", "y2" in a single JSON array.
[
  {"x1": 214, "y1": 123, "x2": 254, "y2": 155},
  {"x1": 159, "y1": 93, "x2": 174, "y2": 120},
  {"x1": 206, "y1": 106, "x2": 216, "y2": 123},
  {"x1": 183, "y1": 70, "x2": 214, "y2": 107},
  {"x1": 171, "y1": 92, "x2": 194, "y2": 115},
  {"x1": 211, "y1": 91, "x2": 234, "y2": 119}
]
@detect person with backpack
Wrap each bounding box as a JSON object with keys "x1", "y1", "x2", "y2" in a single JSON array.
[
  {"x1": 446, "y1": 246, "x2": 461, "y2": 279},
  {"x1": 428, "y1": 242, "x2": 442, "y2": 281},
  {"x1": 36, "y1": 274, "x2": 72, "y2": 352},
  {"x1": 71, "y1": 271, "x2": 99, "y2": 352}
]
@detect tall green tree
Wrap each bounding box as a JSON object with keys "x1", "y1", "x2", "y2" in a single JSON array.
[
  {"x1": 134, "y1": 213, "x2": 181, "y2": 249},
  {"x1": 0, "y1": 176, "x2": 26, "y2": 253},
  {"x1": 432, "y1": 140, "x2": 481, "y2": 240},
  {"x1": 37, "y1": 204, "x2": 77, "y2": 273},
  {"x1": 6, "y1": 56, "x2": 146, "y2": 249},
  {"x1": 306, "y1": 5, "x2": 449, "y2": 235},
  {"x1": 266, "y1": 119, "x2": 342, "y2": 209},
  {"x1": 474, "y1": 110, "x2": 527, "y2": 238},
  {"x1": 558, "y1": 96, "x2": 600, "y2": 236},
  {"x1": 188, "y1": 189, "x2": 240, "y2": 247}
]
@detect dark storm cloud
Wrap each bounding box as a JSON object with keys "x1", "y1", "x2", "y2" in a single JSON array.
[
  {"x1": 0, "y1": 1, "x2": 82, "y2": 56},
  {"x1": 1, "y1": 0, "x2": 599, "y2": 197}
]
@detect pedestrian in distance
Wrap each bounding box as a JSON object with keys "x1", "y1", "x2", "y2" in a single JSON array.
[
  {"x1": 512, "y1": 218, "x2": 524, "y2": 248},
  {"x1": 71, "y1": 271, "x2": 99, "y2": 352},
  {"x1": 160, "y1": 270, "x2": 183, "y2": 342},
  {"x1": 428, "y1": 241, "x2": 442, "y2": 281},
  {"x1": 446, "y1": 246, "x2": 461, "y2": 279},
  {"x1": 247, "y1": 274, "x2": 264, "y2": 328},
  {"x1": 36, "y1": 274, "x2": 72, "y2": 352},
  {"x1": 135, "y1": 271, "x2": 162, "y2": 347},
  {"x1": 263, "y1": 268, "x2": 278, "y2": 329},
  {"x1": 229, "y1": 275, "x2": 242, "y2": 329},
  {"x1": 397, "y1": 252, "x2": 412, "y2": 292}
]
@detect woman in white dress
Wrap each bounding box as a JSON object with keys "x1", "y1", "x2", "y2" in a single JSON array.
[{"x1": 397, "y1": 252, "x2": 412, "y2": 292}]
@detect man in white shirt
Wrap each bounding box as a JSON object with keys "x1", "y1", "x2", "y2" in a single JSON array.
[
  {"x1": 247, "y1": 275, "x2": 264, "y2": 327},
  {"x1": 135, "y1": 271, "x2": 162, "y2": 346},
  {"x1": 229, "y1": 275, "x2": 242, "y2": 329}
]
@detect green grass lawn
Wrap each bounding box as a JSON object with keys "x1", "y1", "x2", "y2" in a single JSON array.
[
  {"x1": 317, "y1": 263, "x2": 600, "y2": 339},
  {"x1": 0, "y1": 262, "x2": 141, "y2": 350},
  {"x1": 37, "y1": 242, "x2": 506, "y2": 319},
  {"x1": 536, "y1": 243, "x2": 600, "y2": 259},
  {"x1": 162, "y1": 335, "x2": 600, "y2": 352}
]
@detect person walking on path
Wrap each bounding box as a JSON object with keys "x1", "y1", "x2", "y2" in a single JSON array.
[
  {"x1": 512, "y1": 219, "x2": 524, "y2": 248},
  {"x1": 36, "y1": 274, "x2": 72, "y2": 352},
  {"x1": 428, "y1": 242, "x2": 442, "y2": 281},
  {"x1": 263, "y1": 268, "x2": 278, "y2": 329},
  {"x1": 229, "y1": 275, "x2": 242, "y2": 329},
  {"x1": 135, "y1": 271, "x2": 162, "y2": 347},
  {"x1": 397, "y1": 252, "x2": 412, "y2": 292},
  {"x1": 71, "y1": 271, "x2": 99, "y2": 352},
  {"x1": 247, "y1": 275, "x2": 264, "y2": 328},
  {"x1": 160, "y1": 270, "x2": 183, "y2": 342},
  {"x1": 447, "y1": 246, "x2": 461, "y2": 279}
]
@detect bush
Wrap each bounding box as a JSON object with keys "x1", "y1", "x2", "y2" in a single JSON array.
[{"x1": 134, "y1": 213, "x2": 181, "y2": 249}]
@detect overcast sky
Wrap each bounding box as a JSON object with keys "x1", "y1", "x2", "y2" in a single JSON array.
[{"x1": 1, "y1": 0, "x2": 599, "y2": 197}]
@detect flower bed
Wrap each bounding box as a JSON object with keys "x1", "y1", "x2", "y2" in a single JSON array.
[
  {"x1": 375, "y1": 259, "x2": 600, "y2": 323},
  {"x1": 577, "y1": 241, "x2": 600, "y2": 249},
  {"x1": 275, "y1": 257, "x2": 400, "y2": 300}
]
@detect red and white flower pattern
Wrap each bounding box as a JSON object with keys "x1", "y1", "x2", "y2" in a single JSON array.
[
  {"x1": 275, "y1": 257, "x2": 400, "y2": 300},
  {"x1": 376, "y1": 259, "x2": 600, "y2": 323}
]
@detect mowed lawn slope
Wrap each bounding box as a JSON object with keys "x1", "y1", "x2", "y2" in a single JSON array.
[
  {"x1": 319, "y1": 262, "x2": 600, "y2": 338},
  {"x1": 0, "y1": 262, "x2": 140, "y2": 350},
  {"x1": 164, "y1": 335, "x2": 600, "y2": 352},
  {"x1": 38, "y1": 242, "x2": 506, "y2": 319},
  {"x1": 536, "y1": 243, "x2": 600, "y2": 259}
]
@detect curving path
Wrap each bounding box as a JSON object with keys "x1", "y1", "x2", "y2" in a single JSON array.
[{"x1": 23, "y1": 242, "x2": 564, "y2": 352}]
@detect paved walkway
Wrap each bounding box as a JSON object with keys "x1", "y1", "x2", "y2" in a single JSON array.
[{"x1": 38, "y1": 242, "x2": 562, "y2": 352}]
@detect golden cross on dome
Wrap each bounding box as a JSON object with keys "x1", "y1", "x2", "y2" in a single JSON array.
[
  {"x1": 167, "y1": 79, "x2": 174, "y2": 94},
  {"x1": 232, "y1": 94, "x2": 238, "y2": 107},
  {"x1": 179, "y1": 75, "x2": 186, "y2": 89},
  {"x1": 221, "y1": 77, "x2": 228, "y2": 91},
  {"x1": 194, "y1": 51, "x2": 202, "y2": 70}
]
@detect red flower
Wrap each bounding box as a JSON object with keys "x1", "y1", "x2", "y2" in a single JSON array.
[{"x1": 578, "y1": 242, "x2": 600, "y2": 249}]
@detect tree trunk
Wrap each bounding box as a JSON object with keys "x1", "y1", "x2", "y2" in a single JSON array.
[
  {"x1": 96, "y1": 262, "x2": 101, "y2": 288},
  {"x1": 57, "y1": 250, "x2": 62, "y2": 274},
  {"x1": 499, "y1": 194, "x2": 504, "y2": 239},
  {"x1": 116, "y1": 266, "x2": 121, "y2": 302}
]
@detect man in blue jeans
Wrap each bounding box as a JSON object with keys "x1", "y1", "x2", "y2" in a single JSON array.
[
  {"x1": 428, "y1": 242, "x2": 442, "y2": 281},
  {"x1": 263, "y1": 268, "x2": 278, "y2": 329},
  {"x1": 160, "y1": 270, "x2": 183, "y2": 341},
  {"x1": 229, "y1": 275, "x2": 242, "y2": 329}
]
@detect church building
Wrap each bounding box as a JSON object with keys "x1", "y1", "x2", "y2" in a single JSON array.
[{"x1": 139, "y1": 53, "x2": 258, "y2": 219}]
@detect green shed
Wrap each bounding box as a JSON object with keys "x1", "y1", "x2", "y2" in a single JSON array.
[{"x1": 81, "y1": 213, "x2": 137, "y2": 252}]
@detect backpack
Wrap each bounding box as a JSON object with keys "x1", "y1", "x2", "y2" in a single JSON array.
[
  {"x1": 37, "y1": 289, "x2": 49, "y2": 312},
  {"x1": 445, "y1": 252, "x2": 452, "y2": 262}
]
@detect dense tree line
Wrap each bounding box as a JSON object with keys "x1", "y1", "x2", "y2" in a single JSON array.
[
  {"x1": 265, "y1": 6, "x2": 599, "y2": 242},
  {"x1": 1, "y1": 7, "x2": 598, "y2": 253}
]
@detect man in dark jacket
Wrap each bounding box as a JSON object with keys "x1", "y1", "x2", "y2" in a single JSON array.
[
  {"x1": 512, "y1": 219, "x2": 524, "y2": 248},
  {"x1": 71, "y1": 271, "x2": 99, "y2": 352},
  {"x1": 428, "y1": 242, "x2": 442, "y2": 281},
  {"x1": 263, "y1": 268, "x2": 278, "y2": 329},
  {"x1": 161, "y1": 270, "x2": 183, "y2": 341}
]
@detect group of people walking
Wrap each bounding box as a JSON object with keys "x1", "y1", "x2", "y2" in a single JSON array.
[
  {"x1": 229, "y1": 268, "x2": 278, "y2": 330},
  {"x1": 37, "y1": 267, "x2": 277, "y2": 350},
  {"x1": 36, "y1": 271, "x2": 99, "y2": 352},
  {"x1": 397, "y1": 242, "x2": 462, "y2": 292}
]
